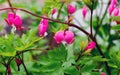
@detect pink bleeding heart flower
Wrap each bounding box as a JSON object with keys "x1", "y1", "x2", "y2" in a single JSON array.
[
  {"x1": 64, "y1": 31, "x2": 74, "y2": 44},
  {"x1": 85, "y1": 41, "x2": 96, "y2": 50},
  {"x1": 5, "y1": 12, "x2": 23, "y2": 30},
  {"x1": 54, "y1": 30, "x2": 74, "y2": 44},
  {"x1": 38, "y1": 16, "x2": 48, "y2": 37},
  {"x1": 82, "y1": 6, "x2": 87, "y2": 19},
  {"x1": 52, "y1": 8, "x2": 57, "y2": 15},
  {"x1": 108, "y1": 4, "x2": 114, "y2": 15},
  {"x1": 54, "y1": 31, "x2": 64, "y2": 44},
  {"x1": 67, "y1": 4, "x2": 76, "y2": 14},
  {"x1": 101, "y1": 72, "x2": 106, "y2": 75},
  {"x1": 113, "y1": 8, "x2": 119, "y2": 16}
]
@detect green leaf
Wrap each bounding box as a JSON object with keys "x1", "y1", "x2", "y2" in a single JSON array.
[
  {"x1": 111, "y1": 16, "x2": 120, "y2": 21},
  {"x1": 15, "y1": 28, "x2": 42, "y2": 51},
  {"x1": 40, "y1": 62, "x2": 61, "y2": 72},
  {"x1": 64, "y1": 66, "x2": 79, "y2": 75},
  {"x1": 47, "y1": 44, "x2": 67, "y2": 62},
  {"x1": 112, "y1": 25, "x2": 120, "y2": 30},
  {"x1": 0, "y1": 0, "x2": 5, "y2": 4},
  {"x1": 81, "y1": 60, "x2": 96, "y2": 72},
  {"x1": 0, "y1": 34, "x2": 16, "y2": 56}
]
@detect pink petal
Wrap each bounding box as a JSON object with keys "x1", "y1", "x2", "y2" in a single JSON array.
[
  {"x1": 64, "y1": 31, "x2": 74, "y2": 44},
  {"x1": 113, "y1": 8, "x2": 119, "y2": 16},
  {"x1": 54, "y1": 31, "x2": 64, "y2": 44},
  {"x1": 108, "y1": 4, "x2": 114, "y2": 15},
  {"x1": 14, "y1": 16, "x2": 22, "y2": 27},
  {"x1": 85, "y1": 41, "x2": 96, "y2": 50}
]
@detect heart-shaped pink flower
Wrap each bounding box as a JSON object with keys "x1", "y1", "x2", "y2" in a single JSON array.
[
  {"x1": 54, "y1": 30, "x2": 74, "y2": 44},
  {"x1": 5, "y1": 12, "x2": 23, "y2": 30}
]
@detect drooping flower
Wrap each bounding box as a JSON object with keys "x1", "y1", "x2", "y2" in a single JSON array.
[
  {"x1": 64, "y1": 31, "x2": 74, "y2": 44},
  {"x1": 108, "y1": 4, "x2": 114, "y2": 15},
  {"x1": 85, "y1": 41, "x2": 96, "y2": 50},
  {"x1": 82, "y1": 6, "x2": 87, "y2": 19},
  {"x1": 67, "y1": 4, "x2": 76, "y2": 14},
  {"x1": 16, "y1": 58, "x2": 22, "y2": 66},
  {"x1": 54, "y1": 30, "x2": 74, "y2": 44},
  {"x1": 113, "y1": 8, "x2": 119, "y2": 16},
  {"x1": 38, "y1": 16, "x2": 48, "y2": 37},
  {"x1": 54, "y1": 31, "x2": 64, "y2": 44},
  {"x1": 52, "y1": 8, "x2": 57, "y2": 15},
  {"x1": 5, "y1": 12, "x2": 23, "y2": 30}
]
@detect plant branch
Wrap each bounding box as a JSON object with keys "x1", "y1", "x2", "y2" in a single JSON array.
[
  {"x1": 7, "y1": 48, "x2": 46, "y2": 65},
  {"x1": 90, "y1": 6, "x2": 93, "y2": 36},
  {"x1": 75, "y1": 52, "x2": 82, "y2": 62},
  {"x1": 0, "y1": 56, "x2": 6, "y2": 65},
  {"x1": 21, "y1": 53, "x2": 29, "y2": 75},
  {"x1": 0, "y1": 7, "x2": 88, "y2": 35},
  {"x1": 7, "y1": 0, "x2": 15, "y2": 14}
]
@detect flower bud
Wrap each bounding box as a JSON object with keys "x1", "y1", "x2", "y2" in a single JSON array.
[
  {"x1": 16, "y1": 58, "x2": 22, "y2": 66},
  {"x1": 16, "y1": 58, "x2": 22, "y2": 71},
  {"x1": 54, "y1": 31, "x2": 64, "y2": 44},
  {"x1": 82, "y1": 6, "x2": 87, "y2": 19},
  {"x1": 67, "y1": 4, "x2": 76, "y2": 14},
  {"x1": 52, "y1": 8, "x2": 57, "y2": 15},
  {"x1": 38, "y1": 16, "x2": 48, "y2": 37},
  {"x1": 64, "y1": 31, "x2": 74, "y2": 44},
  {"x1": 113, "y1": 8, "x2": 119, "y2": 16},
  {"x1": 85, "y1": 41, "x2": 96, "y2": 50}
]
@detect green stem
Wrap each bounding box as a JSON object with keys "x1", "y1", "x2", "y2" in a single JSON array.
[
  {"x1": 7, "y1": 0, "x2": 15, "y2": 14},
  {"x1": 21, "y1": 53, "x2": 29, "y2": 75},
  {"x1": 90, "y1": 7, "x2": 93, "y2": 36},
  {"x1": 57, "y1": 2, "x2": 64, "y2": 19}
]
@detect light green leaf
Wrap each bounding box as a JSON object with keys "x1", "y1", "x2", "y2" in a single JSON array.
[{"x1": 112, "y1": 25, "x2": 120, "y2": 30}]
